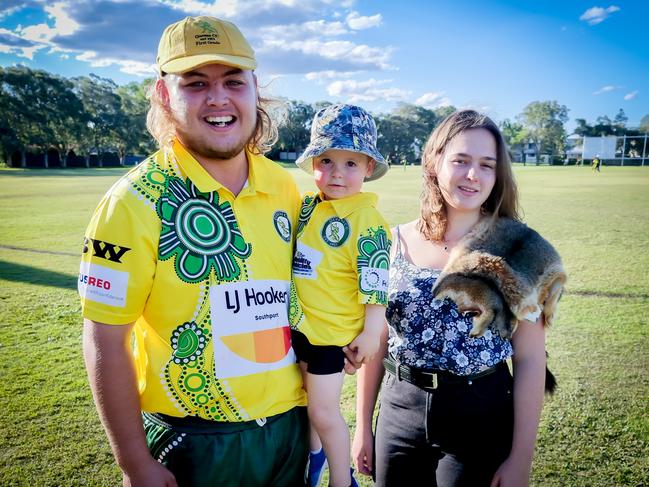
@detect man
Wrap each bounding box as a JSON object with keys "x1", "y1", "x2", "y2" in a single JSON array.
[{"x1": 80, "y1": 16, "x2": 311, "y2": 486}]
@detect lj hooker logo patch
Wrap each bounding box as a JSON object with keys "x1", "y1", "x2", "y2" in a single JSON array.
[{"x1": 194, "y1": 20, "x2": 220, "y2": 47}]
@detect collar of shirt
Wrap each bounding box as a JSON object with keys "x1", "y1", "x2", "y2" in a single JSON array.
[
  {"x1": 316, "y1": 192, "x2": 378, "y2": 218},
  {"x1": 170, "y1": 140, "x2": 280, "y2": 196}
]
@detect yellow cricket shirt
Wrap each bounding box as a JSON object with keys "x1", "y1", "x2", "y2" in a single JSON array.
[
  {"x1": 79, "y1": 140, "x2": 306, "y2": 421},
  {"x1": 289, "y1": 192, "x2": 391, "y2": 346}
]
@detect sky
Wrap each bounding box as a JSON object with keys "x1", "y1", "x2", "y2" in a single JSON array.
[{"x1": 1, "y1": 0, "x2": 647, "y2": 131}]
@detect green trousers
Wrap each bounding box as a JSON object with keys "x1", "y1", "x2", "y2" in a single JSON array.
[{"x1": 143, "y1": 407, "x2": 308, "y2": 487}]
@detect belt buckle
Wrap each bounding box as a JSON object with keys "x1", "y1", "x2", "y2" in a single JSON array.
[
  {"x1": 424, "y1": 371, "x2": 438, "y2": 390},
  {"x1": 395, "y1": 360, "x2": 402, "y2": 382}
]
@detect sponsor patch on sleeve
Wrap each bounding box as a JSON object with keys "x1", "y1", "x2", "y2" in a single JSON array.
[
  {"x1": 360, "y1": 267, "x2": 389, "y2": 293},
  {"x1": 78, "y1": 261, "x2": 129, "y2": 308}
]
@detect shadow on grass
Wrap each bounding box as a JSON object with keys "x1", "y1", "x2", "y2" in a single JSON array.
[
  {"x1": 0, "y1": 260, "x2": 77, "y2": 290},
  {"x1": 0, "y1": 168, "x2": 129, "y2": 177}
]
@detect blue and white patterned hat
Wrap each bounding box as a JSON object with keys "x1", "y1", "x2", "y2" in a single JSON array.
[{"x1": 295, "y1": 103, "x2": 388, "y2": 182}]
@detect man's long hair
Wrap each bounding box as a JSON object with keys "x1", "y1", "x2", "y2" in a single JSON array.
[
  {"x1": 146, "y1": 76, "x2": 280, "y2": 155},
  {"x1": 418, "y1": 110, "x2": 520, "y2": 241}
]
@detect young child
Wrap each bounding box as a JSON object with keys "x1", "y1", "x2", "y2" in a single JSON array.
[{"x1": 289, "y1": 104, "x2": 391, "y2": 487}]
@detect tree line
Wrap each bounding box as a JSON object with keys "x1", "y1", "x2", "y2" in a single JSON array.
[{"x1": 1, "y1": 66, "x2": 647, "y2": 168}]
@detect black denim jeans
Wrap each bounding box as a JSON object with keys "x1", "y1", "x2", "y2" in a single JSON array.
[{"x1": 374, "y1": 362, "x2": 514, "y2": 487}]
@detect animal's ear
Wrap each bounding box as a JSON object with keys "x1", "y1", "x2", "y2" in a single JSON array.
[{"x1": 540, "y1": 275, "x2": 566, "y2": 328}]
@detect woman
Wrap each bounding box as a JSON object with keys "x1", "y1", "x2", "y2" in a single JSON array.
[{"x1": 352, "y1": 110, "x2": 547, "y2": 486}]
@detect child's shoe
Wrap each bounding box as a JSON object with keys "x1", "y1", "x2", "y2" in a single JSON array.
[{"x1": 306, "y1": 448, "x2": 327, "y2": 487}]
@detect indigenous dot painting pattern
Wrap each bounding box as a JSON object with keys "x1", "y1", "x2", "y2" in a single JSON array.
[
  {"x1": 157, "y1": 176, "x2": 252, "y2": 283},
  {"x1": 357, "y1": 226, "x2": 391, "y2": 304},
  {"x1": 296, "y1": 194, "x2": 320, "y2": 237},
  {"x1": 129, "y1": 155, "x2": 253, "y2": 421}
]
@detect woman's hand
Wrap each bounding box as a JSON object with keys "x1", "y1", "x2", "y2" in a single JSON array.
[
  {"x1": 490, "y1": 454, "x2": 531, "y2": 487},
  {"x1": 352, "y1": 423, "x2": 375, "y2": 476}
]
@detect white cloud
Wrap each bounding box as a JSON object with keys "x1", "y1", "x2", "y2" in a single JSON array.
[
  {"x1": 3, "y1": 0, "x2": 393, "y2": 78},
  {"x1": 624, "y1": 90, "x2": 638, "y2": 100},
  {"x1": 0, "y1": 28, "x2": 43, "y2": 59},
  {"x1": 167, "y1": 0, "x2": 358, "y2": 26},
  {"x1": 304, "y1": 70, "x2": 360, "y2": 83},
  {"x1": 258, "y1": 20, "x2": 348, "y2": 40},
  {"x1": 593, "y1": 85, "x2": 618, "y2": 95},
  {"x1": 0, "y1": 2, "x2": 81, "y2": 60},
  {"x1": 579, "y1": 5, "x2": 620, "y2": 25},
  {"x1": 44, "y1": 2, "x2": 81, "y2": 36},
  {"x1": 76, "y1": 51, "x2": 156, "y2": 77},
  {"x1": 20, "y1": 23, "x2": 56, "y2": 44},
  {"x1": 0, "y1": 5, "x2": 23, "y2": 21},
  {"x1": 346, "y1": 11, "x2": 382, "y2": 30},
  {"x1": 327, "y1": 78, "x2": 410, "y2": 103},
  {"x1": 259, "y1": 38, "x2": 393, "y2": 71},
  {"x1": 415, "y1": 92, "x2": 452, "y2": 109}
]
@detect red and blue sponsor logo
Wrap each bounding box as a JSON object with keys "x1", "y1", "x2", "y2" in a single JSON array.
[{"x1": 79, "y1": 273, "x2": 112, "y2": 290}]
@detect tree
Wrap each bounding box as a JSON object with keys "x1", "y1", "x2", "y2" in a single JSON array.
[
  {"x1": 40, "y1": 73, "x2": 86, "y2": 167},
  {"x1": 638, "y1": 114, "x2": 649, "y2": 134},
  {"x1": 0, "y1": 66, "x2": 85, "y2": 167},
  {"x1": 518, "y1": 101, "x2": 569, "y2": 162},
  {"x1": 116, "y1": 79, "x2": 156, "y2": 162},
  {"x1": 500, "y1": 119, "x2": 527, "y2": 147},
  {"x1": 73, "y1": 74, "x2": 123, "y2": 166},
  {"x1": 375, "y1": 113, "x2": 417, "y2": 165},
  {"x1": 613, "y1": 109, "x2": 628, "y2": 132},
  {"x1": 499, "y1": 119, "x2": 527, "y2": 162},
  {"x1": 574, "y1": 118, "x2": 594, "y2": 137},
  {"x1": 271, "y1": 100, "x2": 315, "y2": 160},
  {"x1": 375, "y1": 103, "x2": 456, "y2": 165}
]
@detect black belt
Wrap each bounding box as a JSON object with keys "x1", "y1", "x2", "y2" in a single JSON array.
[{"x1": 383, "y1": 356, "x2": 501, "y2": 391}]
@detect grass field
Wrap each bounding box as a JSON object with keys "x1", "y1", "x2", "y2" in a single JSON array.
[{"x1": 1, "y1": 165, "x2": 648, "y2": 486}]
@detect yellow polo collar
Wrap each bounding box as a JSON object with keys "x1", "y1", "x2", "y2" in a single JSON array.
[{"x1": 317, "y1": 192, "x2": 378, "y2": 218}]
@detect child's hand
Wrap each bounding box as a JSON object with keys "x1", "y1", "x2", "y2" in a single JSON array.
[{"x1": 347, "y1": 329, "x2": 381, "y2": 364}]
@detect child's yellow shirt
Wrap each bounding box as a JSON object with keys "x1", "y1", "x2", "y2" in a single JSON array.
[{"x1": 290, "y1": 192, "x2": 391, "y2": 346}]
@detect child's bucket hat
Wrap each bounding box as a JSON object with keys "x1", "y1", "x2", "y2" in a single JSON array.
[{"x1": 295, "y1": 104, "x2": 388, "y2": 181}]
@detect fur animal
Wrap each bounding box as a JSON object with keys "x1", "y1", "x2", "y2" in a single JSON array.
[
  {"x1": 432, "y1": 217, "x2": 565, "y2": 394},
  {"x1": 432, "y1": 217, "x2": 566, "y2": 340}
]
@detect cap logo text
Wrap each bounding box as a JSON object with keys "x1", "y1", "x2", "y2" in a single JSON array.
[{"x1": 194, "y1": 21, "x2": 220, "y2": 46}]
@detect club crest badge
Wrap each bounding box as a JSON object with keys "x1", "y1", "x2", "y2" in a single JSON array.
[
  {"x1": 321, "y1": 217, "x2": 350, "y2": 247},
  {"x1": 273, "y1": 211, "x2": 292, "y2": 242}
]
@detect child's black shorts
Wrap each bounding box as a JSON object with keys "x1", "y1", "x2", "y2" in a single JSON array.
[{"x1": 291, "y1": 329, "x2": 345, "y2": 375}]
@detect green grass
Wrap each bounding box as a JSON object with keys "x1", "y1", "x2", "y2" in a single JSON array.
[{"x1": 1, "y1": 165, "x2": 648, "y2": 486}]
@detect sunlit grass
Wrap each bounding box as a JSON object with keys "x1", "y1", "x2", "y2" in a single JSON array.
[{"x1": 1, "y1": 165, "x2": 647, "y2": 486}]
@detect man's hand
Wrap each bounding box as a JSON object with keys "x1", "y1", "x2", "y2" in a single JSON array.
[{"x1": 123, "y1": 457, "x2": 178, "y2": 487}]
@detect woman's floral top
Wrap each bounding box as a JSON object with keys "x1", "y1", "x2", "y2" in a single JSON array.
[{"x1": 386, "y1": 228, "x2": 513, "y2": 376}]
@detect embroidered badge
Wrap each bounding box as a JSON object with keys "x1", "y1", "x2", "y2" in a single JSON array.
[
  {"x1": 321, "y1": 217, "x2": 350, "y2": 247},
  {"x1": 273, "y1": 211, "x2": 291, "y2": 242}
]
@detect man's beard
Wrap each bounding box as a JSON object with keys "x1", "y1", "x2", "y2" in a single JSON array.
[
  {"x1": 174, "y1": 119, "x2": 256, "y2": 161},
  {"x1": 192, "y1": 139, "x2": 250, "y2": 161}
]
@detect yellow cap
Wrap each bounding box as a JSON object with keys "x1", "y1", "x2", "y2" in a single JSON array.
[{"x1": 157, "y1": 16, "x2": 256, "y2": 74}]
